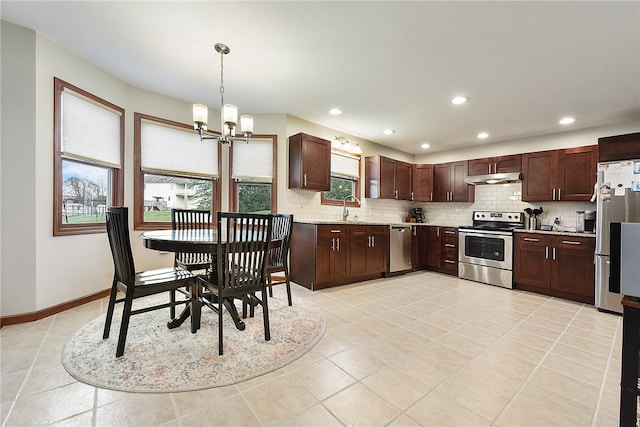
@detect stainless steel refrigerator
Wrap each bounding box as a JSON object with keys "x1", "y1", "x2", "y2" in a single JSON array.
[{"x1": 595, "y1": 159, "x2": 640, "y2": 313}]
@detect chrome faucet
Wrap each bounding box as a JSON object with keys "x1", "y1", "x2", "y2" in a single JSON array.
[{"x1": 342, "y1": 195, "x2": 361, "y2": 221}]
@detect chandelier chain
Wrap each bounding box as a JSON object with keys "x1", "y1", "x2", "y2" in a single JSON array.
[{"x1": 219, "y1": 48, "x2": 225, "y2": 107}]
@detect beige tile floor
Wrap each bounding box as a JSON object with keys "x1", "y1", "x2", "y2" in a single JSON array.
[{"x1": 1, "y1": 271, "x2": 624, "y2": 426}]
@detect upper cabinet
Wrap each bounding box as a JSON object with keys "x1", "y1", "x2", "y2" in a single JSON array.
[
  {"x1": 522, "y1": 145, "x2": 597, "y2": 201},
  {"x1": 468, "y1": 154, "x2": 522, "y2": 175},
  {"x1": 365, "y1": 155, "x2": 413, "y2": 200},
  {"x1": 598, "y1": 132, "x2": 640, "y2": 162},
  {"x1": 433, "y1": 161, "x2": 474, "y2": 202},
  {"x1": 412, "y1": 164, "x2": 434, "y2": 202},
  {"x1": 288, "y1": 133, "x2": 331, "y2": 191}
]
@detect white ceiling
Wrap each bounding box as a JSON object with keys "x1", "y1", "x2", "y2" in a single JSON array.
[{"x1": 2, "y1": 1, "x2": 639, "y2": 154}]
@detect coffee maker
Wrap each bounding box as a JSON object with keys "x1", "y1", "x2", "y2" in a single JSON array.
[
  {"x1": 411, "y1": 208, "x2": 425, "y2": 223},
  {"x1": 584, "y1": 210, "x2": 596, "y2": 233}
]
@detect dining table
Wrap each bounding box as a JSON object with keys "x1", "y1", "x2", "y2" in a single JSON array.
[{"x1": 140, "y1": 228, "x2": 247, "y2": 332}]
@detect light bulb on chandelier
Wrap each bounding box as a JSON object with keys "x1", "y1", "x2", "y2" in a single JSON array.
[{"x1": 193, "y1": 43, "x2": 254, "y2": 144}]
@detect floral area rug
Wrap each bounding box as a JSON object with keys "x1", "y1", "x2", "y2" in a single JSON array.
[{"x1": 61, "y1": 293, "x2": 325, "y2": 393}]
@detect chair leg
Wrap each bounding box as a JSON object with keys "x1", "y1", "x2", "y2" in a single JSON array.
[
  {"x1": 284, "y1": 269, "x2": 292, "y2": 307},
  {"x1": 170, "y1": 289, "x2": 176, "y2": 320},
  {"x1": 268, "y1": 274, "x2": 273, "y2": 297},
  {"x1": 116, "y1": 294, "x2": 134, "y2": 358},
  {"x1": 262, "y1": 288, "x2": 270, "y2": 342},
  {"x1": 218, "y1": 295, "x2": 224, "y2": 355},
  {"x1": 103, "y1": 277, "x2": 119, "y2": 339},
  {"x1": 190, "y1": 279, "x2": 200, "y2": 333}
]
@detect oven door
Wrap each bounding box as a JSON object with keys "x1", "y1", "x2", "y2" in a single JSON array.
[{"x1": 458, "y1": 229, "x2": 513, "y2": 270}]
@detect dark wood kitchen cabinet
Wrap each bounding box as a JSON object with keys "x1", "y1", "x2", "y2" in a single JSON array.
[
  {"x1": 514, "y1": 232, "x2": 595, "y2": 304},
  {"x1": 468, "y1": 154, "x2": 522, "y2": 175},
  {"x1": 419, "y1": 226, "x2": 458, "y2": 276},
  {"x1": 521, "y1": 145, "x2": 597, "y2": 202},
  {"x1": 288, "y1": 133, "x2": 331, "y2": 191},
  {"x1": 290, "y1": 223, "x2": 390, "y2": 290},
  {"x1": 350, "y1": 226, "x2": 388, "y2": 278},
  {"x1": 365, "y1": 155, "x2": 413, "y2": 200},
  {"x1": 412, "y1": 164, "x2": 434, "y2": 202},
  {"x1": 433, "y1": 161, "x2": 473, "y2": 202},
  {"x1": 598, "y1": 132, "x2": 640, "y2": 161}
]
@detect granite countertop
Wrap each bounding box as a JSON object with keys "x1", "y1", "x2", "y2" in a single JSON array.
[
  {"x1": 294, "y1": 220, "x2": 461, "y2": 227},
  {"x1": 514, "y1": 228, "x2": 597, "y2": 238}
]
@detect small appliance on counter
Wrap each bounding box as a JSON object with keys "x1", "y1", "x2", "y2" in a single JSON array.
[
  {"x1": 575, "y1": 210, "x2": 596, "y2": 233},
  {"x1": 410, "y1": 208, "x2": 425, "y2": 223}
]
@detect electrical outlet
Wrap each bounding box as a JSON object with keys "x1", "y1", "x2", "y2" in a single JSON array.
[{"x1": 554, "y1": 217, "x2": 560, "y2": 225}]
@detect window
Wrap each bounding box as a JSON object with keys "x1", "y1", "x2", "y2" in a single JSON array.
[
  {"x1": 53, "y1": 78, "x2": 124, "y2": 236},
  {"x1": 134, "y1": 113, "x2": 221, "y2": 229},
  {"x1": 321, "y1": 151, "x2": 361, "y2": 206},
  {"x1": 230, "y1": 135, "x2": 277, "y2": 213}
]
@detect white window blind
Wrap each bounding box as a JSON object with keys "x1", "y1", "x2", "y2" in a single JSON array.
[
  {"x1": 232, "y1": 139, "x2": 273, "y2": 181},
  {"x1": 141, "y1": 120, "x2": 218, "y2": 177},
  {"x1": 61, "y1": 90, "x2": 122, "y2": 168},
  {"x1": 331, "y1": 152, "x2": 360, "y2": 179}
]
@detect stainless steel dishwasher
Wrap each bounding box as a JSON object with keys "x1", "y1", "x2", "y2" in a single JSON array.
[{"x1": 388, "y1": 225, "x2": 412, "y2": 273}]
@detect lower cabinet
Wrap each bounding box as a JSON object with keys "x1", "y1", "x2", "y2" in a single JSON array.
[
  {"x1": 418, "y1": 226, "x2": 458, "y2": 276},
  {"x1": 514, "y1": 233, "x2": 595, "y2": 304},
  {"x1": 290, "y1": 223, "x2": 388, "y2": 290}
]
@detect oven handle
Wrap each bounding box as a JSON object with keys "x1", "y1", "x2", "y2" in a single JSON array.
[{"x1": 458, "y1": 230, "x2": 513, "y2": 238}]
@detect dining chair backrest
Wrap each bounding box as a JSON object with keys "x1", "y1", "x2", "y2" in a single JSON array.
[
  {"x1": 216, "y1": 212, "x2": 273, "y2": 293},
  {"x1": 106, "y1": 207, "x2": 136, "y2": 288},
  {"x1": 171, "y1": 208, "x2": 211, "y2": 231},
  {"x1": 268, "y1": 214, "x2": 293, "y2": 268}
]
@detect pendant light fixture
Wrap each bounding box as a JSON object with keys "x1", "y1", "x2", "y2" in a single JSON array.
[{"x1": 193, "y1": 43, "x2": 254, "y2": 144}]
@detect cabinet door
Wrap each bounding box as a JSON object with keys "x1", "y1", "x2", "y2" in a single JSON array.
[
  {"x1": 450, "y1": 161, "x2": 471, "y2": 202},
  {"x1": 514, "y1": 234, "x2": 551, "y2": 290},
  {"x1": 522, "y1": 150, "x2": 557, "y2": 201},
  {"x1": 413, "y1": 164, "x2": 433, "y2": 202},
  {"x1": 395, "y1": 161, "x2": 413, "y2": 200},
  {"x1": 557, "y1": 146, "x2": 597, "y2": 201},
  {"x1": 368, "y1": 226, "x2": 388, "y2": 274},
  {"x1": 316, "y1": 236, "x2": 335, "y2": 284},
  {"x1": 494, "y1": 154, "x2": 522, "y2": 173},
  {"x1": 350, "y1": 227, "x2": 370, "y2": 277},
  {"x1": 332, "y1": 234, "x2": 351, "y2": 282},
  {"x1": 598, "y1": 132, "x2": 640, "y2": 162},
  {"x1": 411, "y1": 226, "x2": 420, "y2": 269},
  {"x1": 550, "y1": 237, "x2": 595, "y2": 302},
  {"x1": 424, "y1": 226, "x2": 442, "y2": 268},
  {"x1": 432, "y1": 164, "x2": 450, "y2": 202},
  {"x1": 379, "y1": 157, "x2": 397, "y2": 199},
  {"x1": 316, "y1": 227, "x2": 350, "y2": 284},
  {"x1": 468, "y1": 158, "x2": 492, "y2": 176},
  {"x1": 302, "y1": 135, "x2": 331, "y2": 191}
]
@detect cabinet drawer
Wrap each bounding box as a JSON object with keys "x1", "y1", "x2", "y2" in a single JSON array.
[
  {"x1": 515, "y1": 233, "x2": 549, "y2": 246},
  {"x1": 317, "y1": 225, "x2": 350, "y2": 238},
  {"x1": 555, "y1": 237, "x2": 594, "y2": 251}
]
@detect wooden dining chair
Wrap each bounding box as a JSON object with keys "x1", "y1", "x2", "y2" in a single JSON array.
[
  {"x1": 265, "y1": 214, "x2": 294, "y2": 305},
  {"x1": 170, "y1": 208, "x2": 212, "y2": 319},
  {"x1": 198, "y1": 212, "x2": 274, "y2": 355},
  {"x1": 103, "y1": 207, "x2": 197, "y2": 357}
]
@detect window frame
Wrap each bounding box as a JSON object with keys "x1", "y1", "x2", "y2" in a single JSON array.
[
  {"x1": 229, "y1": 134, "x2": 278, "y2": 213},
  {"x1": 133, "y1": 113, "x2": 221, "y2": 230},
  {"x1": 321, "y1": 148, "x2": 361, "y2": 207},
  {"x1": 53, "y1": 77, "x2": 125, "y2": 236}
]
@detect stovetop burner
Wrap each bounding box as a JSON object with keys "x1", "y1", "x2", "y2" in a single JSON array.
[{"x1": 461, "y1": 211, "x2": 525, "y2": 232}]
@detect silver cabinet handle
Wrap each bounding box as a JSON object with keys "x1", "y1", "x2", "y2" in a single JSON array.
[
  {"x1": 488, "y1": 164, "x2": 492, "y2": 174},
  {"x1": 545, "y1": 246, "x2": 549, "y2": 259},
  {"x1": 303, "y1": 174, "x2": 307, "y2": 187},
  {"x1": 367, "y1": 236, "x2": 371, "y2": 247},
  {"x1": 494, "y1": 163, "x2": 497, "y2": 173},
  {"x1": 562, "y1": 240, "x2": 581, "y2": 245},
  {"x1": 444, "y1": 230, "x2": 456, "y2": 234},
  {"x1": 394, "y1": 190, "x2": 398, "y2": 199},
  {"x1": 331, "y1": 238, "x2": 335, "y2": 251},
  {"x1": 372, "y1": 236, "x2": 375, "y2": 247},
  {"x1": 412, "y1": 227, "x2": 417, "y2": 236},
  {"x1": 437, "y1": 228, "x2": 440, "y2": 237},
  {"x1": 444, "y1": 259, "x2": 456, "y2": 264},
  {"x1": 552, "y1": 247, "x2": 556, "y2": 260},
  {"x1": 336, "y1": 237, "x2": 340, "y2": 251},
  {"x1": 410, "y1": 191, "x2": 414, "y2": 201},
  {"x1": 430, "y1": 192, "x2": 433, "y2": 201},
  {"x1": 523, "y1": 237, "x2": 539, "y2": 242},
  {"x1": 444, "y1": 243, "x2": 455, "y2": 248},
  {"x1": 558, "y1": 188, "x2": 561, "y2": 200},
  {"x1": 552, "y1": 188, "x2": 556, "y2": 200},
  {"x1": 331, "y1": 230, "x2": 341, "y2": 233}
]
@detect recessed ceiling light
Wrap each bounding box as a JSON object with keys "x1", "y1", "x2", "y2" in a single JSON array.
[
  {"x1": 559, "y1": 117, "x2": 575, "y2": 125},
  {"x1": 328, "y1": 108, "x2": 342, "y2": 115},
  {"x1": 451, "y1": 96, "x2": 469, "y2": 105},
  {"x1": 477, "y1": 132, "x2": 489, "y2": 139},
  {"x1": 383, "y1": 129, "x2": 395, "y2": 135},
  {"x1": 421, "y1": 143, "x2": 430, "y2": 149}
]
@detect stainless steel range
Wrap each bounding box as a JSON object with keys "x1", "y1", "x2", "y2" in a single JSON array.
[{"x1": 458, "y1": 211, "x2": 524, "y2": 289}]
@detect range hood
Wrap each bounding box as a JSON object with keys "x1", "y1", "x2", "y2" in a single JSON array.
[{"x1": 464, "y1": 172, "x2": 522, "y2": 185}]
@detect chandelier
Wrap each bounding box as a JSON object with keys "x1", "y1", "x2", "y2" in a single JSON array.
[
  {"x1": 332, "y1": 136, "x2": 362, "y2": 155},
  {"x1": 192, "y1": 43, "x2": 254, "y2": 144}
]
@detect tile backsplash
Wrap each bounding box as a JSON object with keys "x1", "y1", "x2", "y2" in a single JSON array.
[{"x1": 285, "y1": 183, "x2": 596, "y2": 230}]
